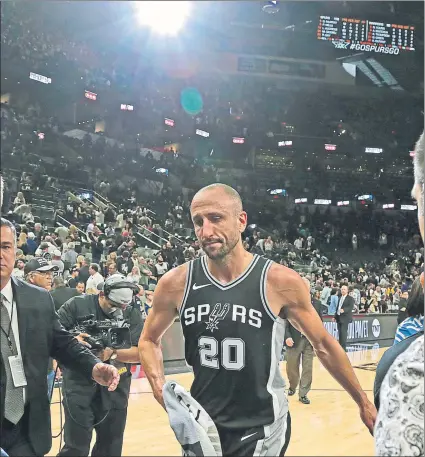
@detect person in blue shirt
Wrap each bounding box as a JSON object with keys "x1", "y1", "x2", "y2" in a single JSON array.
[
  {"x1": 328, "y1": 287, "x2": 339, "y2": 315},
  {"x1": 394, "y1": 277, "x2": 424, "y2": 345}
]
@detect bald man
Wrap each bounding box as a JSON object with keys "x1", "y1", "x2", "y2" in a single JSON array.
[{"x1": 139, "y1": 183, "x2": 376, "y2": 456}]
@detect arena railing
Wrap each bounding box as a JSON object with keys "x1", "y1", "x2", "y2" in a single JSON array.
[
  {"x1": 56, "y1": 215, "x2": 89, "y2": 242},
  {"x1": 136, "y1": 231, "x2": 161, "y2": 249},
  {"x1": 160, "y1": 226, "x2": 185, "y2": 245},
  {"x1": 93, "y1": 191, "x2": 116, "y2": 210},
  {"x1": 135, "y1": 224, "x2": 170, "y2": 246}
]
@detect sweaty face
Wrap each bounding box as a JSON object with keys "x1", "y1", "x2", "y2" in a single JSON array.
[
  {"x1": 0, "y1": 226, "x2": 16, "y2": 288},
  {"x1": 191, "y1": 189, "x2": 247, "y2": 261}
]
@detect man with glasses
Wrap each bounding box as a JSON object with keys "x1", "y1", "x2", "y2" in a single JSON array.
[{"x1": 24, "y1": 257, "x2": 58, "y2": 291}]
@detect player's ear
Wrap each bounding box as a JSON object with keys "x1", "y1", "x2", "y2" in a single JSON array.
[{"x1": 238, "y1": 211, "x2": 248, "y2": 233}]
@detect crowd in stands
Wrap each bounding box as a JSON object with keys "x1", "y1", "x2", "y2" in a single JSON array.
[
  {"x1": 4, "y1": 172, "x2": 424, "y2": 327},
  {"x1": 1, "y1": 1, "x2": 423, "y2": 342}
]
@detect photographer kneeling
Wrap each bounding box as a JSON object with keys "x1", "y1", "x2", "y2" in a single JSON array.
[{"x1": 56, "y1": 274, "x2": 144, "y2": 457}]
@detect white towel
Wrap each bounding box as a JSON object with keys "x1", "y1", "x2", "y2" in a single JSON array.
[{"x1": 163, "y1": 381, "x2": 222, "y2": 456}]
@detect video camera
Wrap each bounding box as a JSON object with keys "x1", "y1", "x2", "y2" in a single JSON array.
[{"x1": 72, "y1": 314, "x2": 132, "y2": 350}]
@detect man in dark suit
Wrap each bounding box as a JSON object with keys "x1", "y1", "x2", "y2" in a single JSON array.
[
  {"x1": 285, "y1": 278, "x2": 322, "y2": 404},
  {"x1": 0, "y1": 217, "x2": 120, "y2": 457},
  {"x1": 335, "y1": 284, "x2": 355, "y2": 351},
  {"x1": 50, "y1": 276, "x2": 81, "y2": 312}
]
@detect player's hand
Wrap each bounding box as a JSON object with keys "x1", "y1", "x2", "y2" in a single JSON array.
[
  {"x1": 92, "y1": 363, "x2": 120, "y2": 391},
  {"x1": 152, "y1": 382, "x2": 166, "y2": 410},
  {"x1": 75, "y1": 333, "x2": 92, "y2": 348},
  {"x1": 359, "y1": 400, "x2": 377, "y2": 435},
  {"x1": 285, "y1": 338, "x2": 294, "y2": 347},
  {"x1": 340, "y1": 309, "x2": 345, "y2": 313}
]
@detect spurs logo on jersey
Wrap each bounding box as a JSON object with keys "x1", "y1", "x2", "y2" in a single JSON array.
[
  {"x1": 183, "y1": 303, "x2": 262, "y2": 329},
  {"x1": 206, "y1": 303, "x2": 229, "y2": 332}
]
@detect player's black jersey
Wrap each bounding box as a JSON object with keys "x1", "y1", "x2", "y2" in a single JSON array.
[{"x1": 179, "y1": 254, "x2": 288, "y2": 430}]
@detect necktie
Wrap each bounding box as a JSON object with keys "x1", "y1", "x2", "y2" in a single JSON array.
[
  {"x1": 0, "y1": 294, "x2": 25, "y2": 424},
  {"x1": 337, "y1": 296, "x2": 345, "y2": 315}
]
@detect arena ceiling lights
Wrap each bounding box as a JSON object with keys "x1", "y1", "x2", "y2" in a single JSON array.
[{"x1": 133, "y1": 1, "x2": 191, "y2": 35}]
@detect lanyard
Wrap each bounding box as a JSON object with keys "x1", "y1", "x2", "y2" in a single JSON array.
[{"x1": 1, "y1": 298, "x2": 15, "y2": 351}]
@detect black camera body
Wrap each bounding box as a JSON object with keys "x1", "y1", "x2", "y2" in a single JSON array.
[{"x1": 72, "y1": 315, "x2": 132, "y2": 350}]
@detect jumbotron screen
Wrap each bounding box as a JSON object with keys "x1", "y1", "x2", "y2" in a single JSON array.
[{"x1": 317, "y1": 16, "x2": 415, "y2": 55}]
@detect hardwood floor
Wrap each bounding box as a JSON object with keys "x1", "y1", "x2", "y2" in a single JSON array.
[{"x1": 49, "y1": 344, "x2": 386, "y2": 456}]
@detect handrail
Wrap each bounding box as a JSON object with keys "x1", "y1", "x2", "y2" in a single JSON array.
[
  {"x1": 82, "y1": 197, "x2": 100, "y2": 210},
  {"x1": 160, "y1": 226, "x2": 184, "y2": 244},
  {"x1": 94, "y1": 190, "x2": 116, "y2": 209},
  {"x1": 136, "y1": 224, "x2": 169, "y2": 245},
  {"x1": 136, "y1": 231, "x2": 161, "y2": 249},
  {"x1": 56, "y1": 215, "x2": 88, "y2": 241}
]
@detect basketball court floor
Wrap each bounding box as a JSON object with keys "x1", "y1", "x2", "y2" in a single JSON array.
[{"x1": 49, "y1": 342, "x2": 388, "y2": 456}]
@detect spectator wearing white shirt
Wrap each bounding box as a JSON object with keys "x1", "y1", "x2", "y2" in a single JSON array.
[
  {"x1": 264, "y1": 236, "x2": 273, "y2": 254},
  {"x1": 51, "y1": 249, "x2": 65, "y2": 276},
  {"x1": 12, "y1": 259, "x2": 26, "y2": 279},
  {"x1": 294, "y1": 237, "x2": 303, "y2": 250},
  {"x1": 85, "y1": 263, "x2": 104, "y2": 295},
  {"x1": 95, "y1": 209, "x2": 105, "y2": 226}
]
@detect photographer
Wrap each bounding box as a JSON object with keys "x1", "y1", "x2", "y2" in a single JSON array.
[{"x1": 56, "y1": 274, "x2": 144, "y2": 457}]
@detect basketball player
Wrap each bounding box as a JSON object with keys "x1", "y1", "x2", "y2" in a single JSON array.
[{"x1": 139, "y1": 184, "x2": 376, "y2": 456}]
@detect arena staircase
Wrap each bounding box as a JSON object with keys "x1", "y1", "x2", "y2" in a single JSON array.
[{"x1": 30, "y1": 188, "x2": 58, "y2": 223}]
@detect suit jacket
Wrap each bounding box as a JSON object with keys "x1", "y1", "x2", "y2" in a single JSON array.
[
  {"x1": 50, "y1": 285, "x2": 81, "y2": 312},
  {"x1": 334, "y1": 295, "x2": 355, "y2": 323},
  {"x1": 285, "y1": 297, "x2": 323, "y2": 347},
  {"x1": 0, "y1": 277, "x2": 100, "y2": 456}
]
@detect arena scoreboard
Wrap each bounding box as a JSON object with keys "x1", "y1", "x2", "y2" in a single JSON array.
[{"x1": 317, "y1": 16, "x2": 415, "y2": 55}]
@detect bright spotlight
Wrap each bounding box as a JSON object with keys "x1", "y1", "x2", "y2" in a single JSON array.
[{"x1": 133, "y1": 1, "x2": 191, "y2": 35}]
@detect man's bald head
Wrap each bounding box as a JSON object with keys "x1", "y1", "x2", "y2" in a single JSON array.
[{"x1": 192, "y1": 183, "x2": 243, "y2": 215}]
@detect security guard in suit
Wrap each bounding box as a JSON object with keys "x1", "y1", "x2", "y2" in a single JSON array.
[
  {"x1": 285, "y1": 279, "x2": 322, "y2": 404},
  {"x1": 56, "y1": 274, "x2": 144, "y2": 457}
]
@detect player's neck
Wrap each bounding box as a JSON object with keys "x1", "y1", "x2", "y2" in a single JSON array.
[{"x1": 207, "y1": 245, "x2": 253, "y2": 285}]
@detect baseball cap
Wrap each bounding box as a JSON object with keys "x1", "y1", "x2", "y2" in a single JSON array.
[
  {"x1": 24, "y1": 257, "x2": 59, "y2": 275},
  {"x1": 53, "y1": 249, "x2": 62, "y2": 257},
  {"x1": 97, "y1": 274, "x2": 137, "y2": 307}
]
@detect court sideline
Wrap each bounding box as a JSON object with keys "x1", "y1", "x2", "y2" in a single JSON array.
[{"x1": 49, "y1": 344, "x2": 386, "y2": 456}]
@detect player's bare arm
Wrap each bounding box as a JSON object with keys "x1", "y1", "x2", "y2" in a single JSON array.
[
  {"x1": 138, "y1": 263, "x2": 187, "y2": 408},
  {"x1": 266, "y1": 263, "x2": 377, "y2": 434}
]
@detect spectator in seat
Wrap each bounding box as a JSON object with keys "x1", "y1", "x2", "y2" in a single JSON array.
[
  {"x1": 117, "y1": 250, "x2": 131, "y2": 275},
  {"x1": 127, "y1": 266, "x2": 141, "y2": 284},
  {"x1": 85, "y1": 263, "x2": 104, "y2": 294},
  {"x1": 328, "y1": 287, "x2": 339, "y2": 315},
  {"x1": 52, "y1": 249, "x2": 65, "y2": 277},
  {"x1": 12, "y1": 259, "x2": 26, "y2": 279},
  {"x1": 78, "y1": 258, "x2": 90, "y2": 285},
  {"x1": 63, "y1": 241, "x2": 77, "y2": 268},
  {"x1": 26, "y1": 231, "x2": 38, "y2": 255},
  {"x1": 13, "y1": 191, "x2": 25, "y2": 208},
  {"x1": 154, "y1": 255, "x2": 168, "y2": 281},
  {"x1": 76, "y1": 281, "x2": 86, "y2": 294},
  {"x1": 66, "y1": 266, "x2": 80, "y2": 288}
]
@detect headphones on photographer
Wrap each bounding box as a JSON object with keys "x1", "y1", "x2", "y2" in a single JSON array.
[{"x1": 99, "y1": 274, "x2": 140, "y2": 298}]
